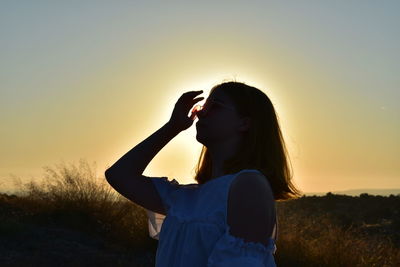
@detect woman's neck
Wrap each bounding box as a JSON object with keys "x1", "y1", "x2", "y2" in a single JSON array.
[{"x1": 208, "y1": 136, "x2": 241, "y2": 180}]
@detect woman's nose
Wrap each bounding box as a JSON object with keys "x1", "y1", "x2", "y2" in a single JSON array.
[{"x1": 192, "y1": 104, "x2": 205, "y2": 118}]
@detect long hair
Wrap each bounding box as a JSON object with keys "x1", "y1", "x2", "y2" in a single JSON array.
[{"x1": 193, "y1": 81, "x2": 302, "y2": 201}]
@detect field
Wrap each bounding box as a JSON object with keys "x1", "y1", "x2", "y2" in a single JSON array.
[{"x1": 1, "y1": 160, "x2": 399, "y2": 266}]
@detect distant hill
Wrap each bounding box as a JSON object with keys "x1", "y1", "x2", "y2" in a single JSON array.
[{"x1": 304, "y1": 188, "x2": 400, "y2": 196}]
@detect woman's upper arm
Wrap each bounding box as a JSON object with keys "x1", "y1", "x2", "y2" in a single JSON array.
[
  {"x1": 105, "y1": 171, "x2": 170, "y2": 215},
  {"x1": 227, "y1": 171, "x2": 276, "y2": 244}
]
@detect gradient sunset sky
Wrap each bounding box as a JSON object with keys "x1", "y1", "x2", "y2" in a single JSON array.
[{"x1": 1, "y1": 1, "x2": 399, "y2": 194}]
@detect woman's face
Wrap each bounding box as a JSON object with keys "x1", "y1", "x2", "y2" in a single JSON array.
[{"x1": 195, "y1": 89, "x2": 247, "y2": 147}]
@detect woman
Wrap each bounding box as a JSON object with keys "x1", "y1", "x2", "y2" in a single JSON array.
[{"x1": 105, "y1": 81, "x2": 302, "y2": 266}]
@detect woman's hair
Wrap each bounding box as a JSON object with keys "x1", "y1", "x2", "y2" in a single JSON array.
[{"x1": 193, "y1": 81, "x2": 302, "y2": 201}]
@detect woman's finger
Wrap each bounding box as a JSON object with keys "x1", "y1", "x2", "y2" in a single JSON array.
[
  {"x1": 192, "y1": 97, "x2": 204, "y2": 103},
  {"x1": 183, "y1": 90, "x2": 203, "y2": 97}
]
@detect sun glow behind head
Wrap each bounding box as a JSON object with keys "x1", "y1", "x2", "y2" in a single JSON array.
[{"x1": 144, "y1": 74, "x2": 277, "y2": 182}]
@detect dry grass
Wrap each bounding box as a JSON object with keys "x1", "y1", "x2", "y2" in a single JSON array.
[
  {"x1": 6, "y1": 159, "x2": 156, "y2": 251},
  {"x1": 275, "y1": 202, "x2": 400, "y2": 266}
]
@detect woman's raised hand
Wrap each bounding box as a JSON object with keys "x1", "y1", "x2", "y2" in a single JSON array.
[{"x1": 168, "y1": 90, "x2": 204, "y2": 132}]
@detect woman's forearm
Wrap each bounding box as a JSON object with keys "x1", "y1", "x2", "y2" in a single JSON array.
[{"x1": 105, "y1": 121, "x2": 180, "y2": 177}]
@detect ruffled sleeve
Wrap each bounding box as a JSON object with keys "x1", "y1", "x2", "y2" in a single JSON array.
[
  {"x1": 145, "y1": 177, "x2": 181, "y2": 240},
  {"x1": 207, "y1": 225, "x2": 277, "y2": 267}
]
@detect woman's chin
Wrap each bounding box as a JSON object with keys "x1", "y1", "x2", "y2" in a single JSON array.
[
  {"x1": 197, "y1": 136, "x2": 218, "y2": 150},
  {"x1": 195, "y1": 131, "x2": 210, "y2": 146}
]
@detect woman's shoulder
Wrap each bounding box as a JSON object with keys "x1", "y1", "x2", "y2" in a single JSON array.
[
  {"x1": 231, "y1": 169, "x2": 273, "y2": 196},
  {"x1": 234, "y1": 169, "x2": 266, "y2": 181},
  {"x1": 232, "y1": 169, "x2": 266, "y2": 182}
]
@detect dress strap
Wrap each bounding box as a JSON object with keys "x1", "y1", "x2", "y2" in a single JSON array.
[
  {"x1": 272, "y1": 205, "x2": 278, "y2": 241},
  {"x1": 272, "y1": 217, "x2": 278, "y2": 241}
]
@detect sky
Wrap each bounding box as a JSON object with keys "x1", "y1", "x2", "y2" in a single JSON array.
[{"x1": 1, "y1": 1, "x2": 399, "y2": 194}]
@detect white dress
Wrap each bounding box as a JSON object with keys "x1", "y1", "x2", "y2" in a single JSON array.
[{"x1": 145, "y1": 169, "x2": 278, "y2": 267}]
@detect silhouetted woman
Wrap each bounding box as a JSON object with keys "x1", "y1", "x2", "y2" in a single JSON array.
[{"x1": 105, "y1": 81, "x2": 302, "y2": 266}]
